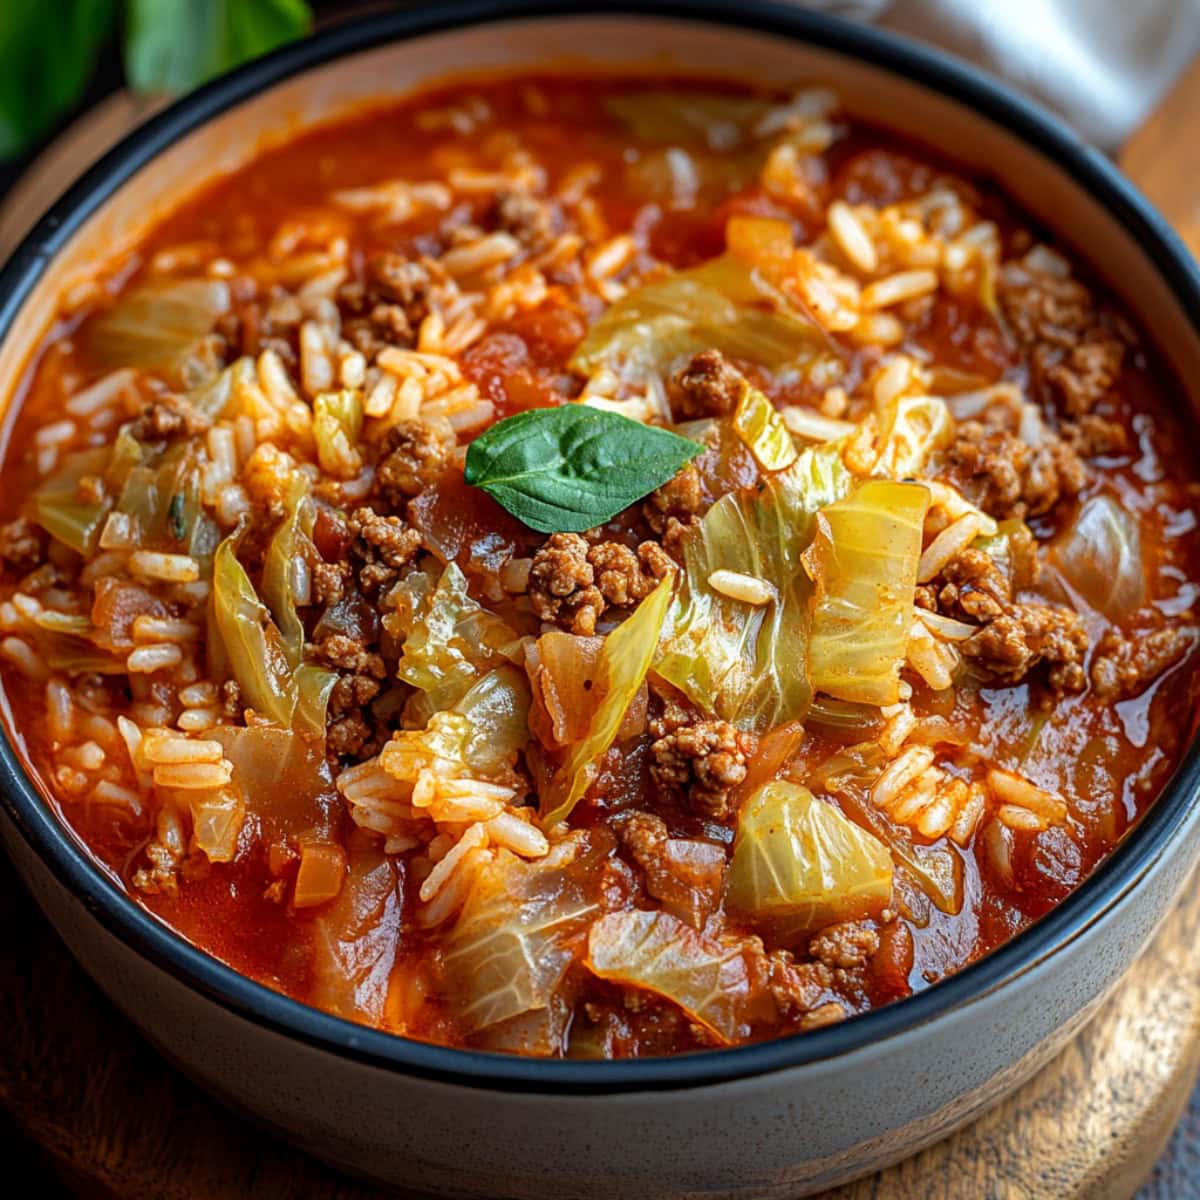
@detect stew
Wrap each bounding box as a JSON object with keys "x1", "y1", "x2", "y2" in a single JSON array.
[{"x1": 1, "y1": 75, "x2": 1197, "y2": 1057}]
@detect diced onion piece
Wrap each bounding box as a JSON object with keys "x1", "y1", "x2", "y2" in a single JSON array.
[{"x1": 293, "y1": 842, "x2": 348, "y2": 908}]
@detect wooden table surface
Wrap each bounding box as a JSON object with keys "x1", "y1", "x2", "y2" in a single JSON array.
[{"x1": 3, "y1": 52, "x2": 1200, "y2": 1200}]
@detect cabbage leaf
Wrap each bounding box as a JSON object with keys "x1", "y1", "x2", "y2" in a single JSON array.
[
  {"x1": 587, "y1": 909, "x2": 753, "y2": 1043},
  {"x1": 261, "y1": 475, "x2": 309, "y2": 668},
  {"x1": 210, "y1": 531, "x2": 297, "y2": 727},
  {"x1": 570, "y1": 254, "x2": 819, "y2": 393},
  {"x1": 1049, "y1": 495, "x2": 1144, "y2": 621},
  {"x1": 443, "y1": 837, "x2": 606, "y2": 1050},
  {"x1": 871, "y1": 393, "x2": 954, "y2": 479},
  {"x1": 804, "y1": 479, "x2": 929, "y2": 706},
  {"x1": 656, "y1": 443, "x2": 850, "y2": 732},
  {"x1": 395, "y1": 560, "x2": 524, "y2": 717},
  {"x1": 541, "y1": 577, "x2": 672, "y2": 827},
  {"x1": 86, "y1": 278, "x2": 230, "y2": 383},
  {"x1": 732, "y1": 379, "x2": 797, "y2": 471},
  {"x1": 725, "y1": 781, "x2": 893, "y2": 940}
]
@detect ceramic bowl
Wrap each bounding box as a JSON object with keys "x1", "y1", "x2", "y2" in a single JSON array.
[{"x1": 2, "y1": 3, "x2": 1199, "y2": 1196}]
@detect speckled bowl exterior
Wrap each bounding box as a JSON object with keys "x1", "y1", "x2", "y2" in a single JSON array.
[{"x1": 2, "y1": 4, "x2": 1200, "y2": 1196}]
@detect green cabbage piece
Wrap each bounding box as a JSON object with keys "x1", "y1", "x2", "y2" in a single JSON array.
[
  {"x1": 85, "y1": 278, "x2": 230, "y2": 384},
  {"x1": 210, "y1": 531, "x2": 298, "y2": 728},
  {"x1": 30, "y1": 447, "x2": 113, "y2": 554},
  {"x1": 395, "y1": 561, "x2": 523, "y2": 718},
  {"x1": 262, "y1": 475, "x2": 309, "y2": 668},
  {"x1": 570, "y1": 254, "x2": 819, "y2": 392},
  {"x1": 586, "y1": 909, "x2": 753, "y2": 1043},
  {"x1": 294, "y1": 663, "x2": 338, "y2": 740},
  {"x1": 1049, "y1": 495, "x2": 1145, "y2": 621},
  {"x1": 313, "y1": 389, "x2": 364, "y2": 476},
  {"x1": 804, "y1": 479, "x2": 929, "y2": 706},
  {"x1": 380, "y1": 664, "x2": 532, "y2": 784},
  {"x1": 732, "y1": 379, "x2": 797, "y2": 471},
  {"x1": 656, "y1": 443, "x2": 850, "y2": 732},
  {"x1": 871, "y1": 393, "x2": 954, "y2": 478},
  {"x1": 725, "y1": 781, "x2": 893, "y2": 940},
  {"x1": 541, "y1": 577, "x2": 672, "y2": 827},
  {"x1": 605, "y1": 91, "x2": 768, "y2": 149},
  {"x1": 442, "y1": 835, "x2": 606, "y2": 1052}
]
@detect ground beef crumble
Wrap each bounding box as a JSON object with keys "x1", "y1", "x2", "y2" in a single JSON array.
[
  {"x1": 648, "y1": 701, "x2": 752, "y2": 820},
  {"x1": 673, "y1": 348, "x2": 744, "y2": 419},
  {"x1": 946, "y1": 421, "x2": 1086, "y2": 519},
  {"x1": 347, "y1": 506, "x2": 422, "y2": 597},
  {"x1": 528, "y1": 532, "x2": 672, "y2": 635},
  {"x1": 809, "y1": 922, "x2": 880, "y2": 971},
  {"x1": 315, "y1": 631, "x2": 388, "y2": 758},
  {"x1": 1000, "y1": 265, "x2": 1125, "y2": 416},
  {"x1": 918, "y1": 547, "x2": 1089, "y2": 693},
  {"x1": 643, "y1": 462, "x2": 706, "y2": 558},
  {"x1": 128, "y1": 394, "x2": 213, "y2": 443},
  {"x1": 373, "y1": 419, "x2": 452, "y2": 508},
  {"x1": 1090, "y1": 625, "x2": 1197, "y2": 699},
  {"x1": 0, "y1": 518, "x2": 46, "y2": 572},
  {"x1": 339, "y1": 253, "x2": 434, "y2": 359},
  {"x1": 491, "y1": 187, "x2": 560, "y2": 251}
]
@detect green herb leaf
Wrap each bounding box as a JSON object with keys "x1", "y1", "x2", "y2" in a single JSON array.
[
  {"x1": 0, "y1": 0, "x2": 115, "y2": 160},
  {"x1": 463, "y1": 405, "x2": 703, "y2": 534},
  {"x1": 123, "y1": 0, "x2": 312, "y2": 95}
]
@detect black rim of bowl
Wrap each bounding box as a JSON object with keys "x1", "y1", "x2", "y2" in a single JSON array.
[{"x1": 2, "y1": 0, "x2": 1200, "y2": 1094}]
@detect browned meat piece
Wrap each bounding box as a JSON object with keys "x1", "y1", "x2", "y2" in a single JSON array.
[
  {"x1": 962, "y1": 606, "x2": 1089, "y2": 693},
  {"x1": 0, "y1": 517, "x2": 46, "y2": 572},
  {"x1": 317, "y1": 632, "x2": 387, "y2": 757},
  {"x1": 1061, "y1": 412, "x2": 1129, "y2": 457},
  {"x1": 748, "y1": 943, "x2": 834, "y2": 1020},
  {"x1": 612, "y1": 811, "x2": 726, "y2": 929},
  {"x1": 309, "y1": 557, "x2": 352, "y2": 607},
  {"x1": 220, "y1": 679, "x2": 242, "y2": 720},
  {"x1": 528, "y1": 533, "x2": 603, "y2": 634},
  {"x1": 922, "y1": 547, "x2": 1011, "y2": 622},
  {"x1": 316, "y1": 632, "x2": 386, "y2": 680},
  {"x1": 922, "y1": 547, "x2": 1088, "y2": 694},
  {"x1": 588, "y1": 540, "x2": 673, "y2": 607},
  {"x1": 129, "y1": 395, "x2": 212, "y2": 442},
  {"x1": 340, "y1": 253, "x2": 434, "y2": 357},
  {"x1": 808, "y1": 922, "x2": 880, "y2": 970},
  {"x1": 674, "y1": 349, "x2": 744, "y2": 419},
  {"x1": 1090, "y1": 625, "x2": 1197, "y2": 699},
  {"x1": 649, "y1": 703, "x2": 751, "y2": 820},
  {"x1": 348, "y1": 506, "x2": 421, "y2": 597},
  {"x1": 946, "y1": 421, "x2": 1086, "y2": 519},
  {"x1": 1001, "y1": 267, "x2": 1125, "y2": 415},
  {"x1": 493, "y1": 188, "x2": 559, "y2": 250},
  {"x1": 327, "y1": 711, "x2": 378, "y2": 758},
  {"x1": 643, "y1": 462, "x2": 705, "y2": 556},
  {"x1": 374, "y1": 419, "x2": 451, "y2": 507},
  {"x1": 528, "y1": 534, "x2": 672, "y2": 635}
]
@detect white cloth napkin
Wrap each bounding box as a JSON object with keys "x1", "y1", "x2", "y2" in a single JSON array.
[{"x1": 800, "y1": 0, "x2": 1200, "y2": 151}]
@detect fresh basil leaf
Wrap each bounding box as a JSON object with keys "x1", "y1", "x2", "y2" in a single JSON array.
[
  {"x1": 0, "y1": 0, "x2": 114, "y2": 160},
  {"x1": 123, "y1": 0, "x2": 311, "y2": 95},
  {"x1": 464, "y1": 405, "x2": 703, "y2": 534}
]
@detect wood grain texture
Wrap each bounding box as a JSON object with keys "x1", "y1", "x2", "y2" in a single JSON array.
[
  {"x1": 3, "y1": 66, "x2": 1200, "y2": 1200},
  {"x1": 1119, "y1": 56, "x2": 1200, "y2": 258}
]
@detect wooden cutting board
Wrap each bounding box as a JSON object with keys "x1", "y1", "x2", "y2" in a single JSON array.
[{"x1": 3, "y1": 58, "x2": 1200, "y2": 1200}]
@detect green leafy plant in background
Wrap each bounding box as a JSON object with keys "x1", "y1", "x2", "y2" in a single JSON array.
[{"x1": 0, "y1": 0, "x2": 312, "y2": 160}]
